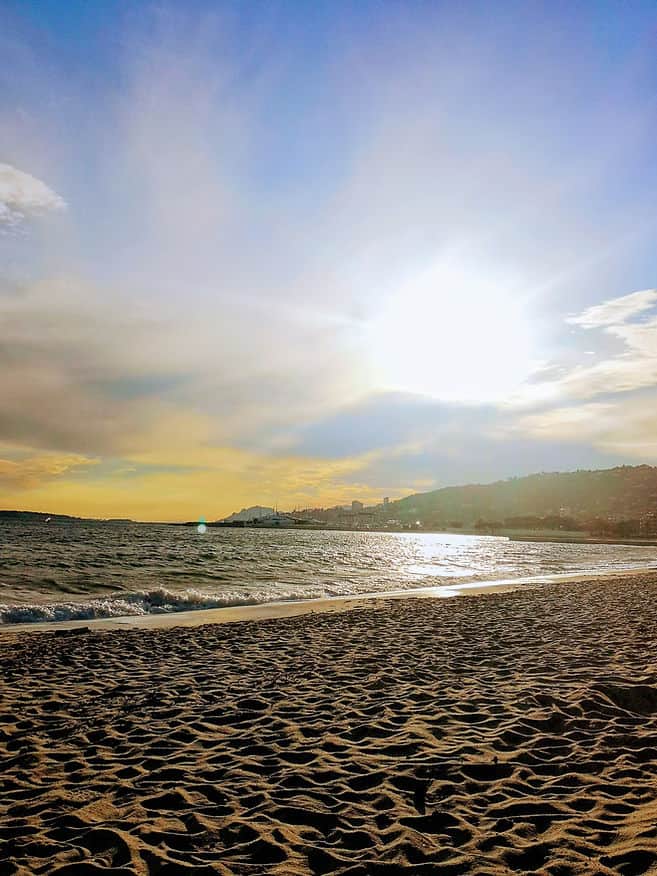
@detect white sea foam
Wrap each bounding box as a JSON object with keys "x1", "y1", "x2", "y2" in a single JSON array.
[
  {"x1": 0, "y1": 585, "x2": 325, "y2": 625},
  {"x1": 0, "y1": 574, "x2": 468, "y2": 625}
]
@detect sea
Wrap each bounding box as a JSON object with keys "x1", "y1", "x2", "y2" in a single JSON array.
[{"x1": 1, "y1": 520, "x2": 656, "y2": 626}]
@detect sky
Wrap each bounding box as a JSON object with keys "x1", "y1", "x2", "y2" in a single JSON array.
[{"x1": 2, "y1": 0, "x2": 657, "y2": 521}]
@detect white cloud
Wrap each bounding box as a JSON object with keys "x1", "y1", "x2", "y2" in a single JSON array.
[
  {"x1": 518, "y1": 396, "x2": 657, "y2": 461},
  {"x1": 517, "y1": 289, "x2": 657, "y2": 404},
  {"x1": 0, "y1": 162, "x2": 66, "y2": 228},
  {"x1": 566, "y1": 288, "x2": 657, "y2": 328},
  {"x1": 509, "y1": 289, "x2": 657, "y2": 462}
]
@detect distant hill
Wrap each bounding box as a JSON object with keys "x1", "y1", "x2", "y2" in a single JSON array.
[
  {"x1": 0, "y1": 510, "x2": 84, "y2": 523},
  {"x1": 0, "y1": 511, "x2": 138, "y2": 524},
  {"x1": 222, "y1": 506, "x2": 275, "y2": 523},
  {"x1": 389, "y1": 465, "x2": 657, "y2": 526}
]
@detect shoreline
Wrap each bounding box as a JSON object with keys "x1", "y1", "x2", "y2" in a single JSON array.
[{"x1": 2, "y1": 564, "x2": 655, "y2": 636}]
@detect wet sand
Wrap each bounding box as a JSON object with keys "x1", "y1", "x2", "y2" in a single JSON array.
[{"x1": 2, "y1": 573, "x2": 657, "y2": 874}]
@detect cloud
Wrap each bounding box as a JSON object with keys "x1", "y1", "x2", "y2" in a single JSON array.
[
  {"x1": 288, "y1": 392, "x2": 498, "y2": 459},
  {"x1": 0, "y1": 273, "x2": 367, "y2": 460},
  {"x1": 566, "y1": 288, "x2": 657, "y2": 328},
  {"x1": 0, "y1": 162, "x2": 66, "y2": 228},
  {"x1": 517, "y1": 392, "x2": 657, "y2": 461},
  {"x1": 0, "y1": 450, "x2": 94, "y2": 490},
  {"x1": 518, "y1": 289, "x2": 657, "y2": 403},
  {"x1": 0, "y1": 276, "x2": 192, "y2": 456},
  {"x1": 559, "y1": 344, "x2": 657, "y2": 399}
]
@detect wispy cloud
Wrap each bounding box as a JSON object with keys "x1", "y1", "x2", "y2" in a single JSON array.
[
  {"x1": 510, "y1": 287, "x2": 657, "y2": 460},
  {"x1": 566, "y1": 288, "x2": 657, "y2": 328},
  {"x1": 519, "y1": 289, "x2": 657, "y2": 402},
  {"x1": 518, "y1": 394, "x2": 657, "y2": 461},
  {"x1": 0, "y1": 450, "x2": 94, "y2": 490}
]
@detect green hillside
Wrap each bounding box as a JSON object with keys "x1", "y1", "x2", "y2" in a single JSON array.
[{"x1": 390, "y1": 465, "x2": 657, "y2": 528}]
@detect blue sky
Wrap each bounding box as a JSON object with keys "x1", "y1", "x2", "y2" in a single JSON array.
[{"x1": 1, "y1": 1, "x2": 657, "y2": 519}]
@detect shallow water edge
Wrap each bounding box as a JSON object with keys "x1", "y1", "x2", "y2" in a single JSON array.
[{"x1": 3, "y1": 566, "x2": 654, "y2": 635}]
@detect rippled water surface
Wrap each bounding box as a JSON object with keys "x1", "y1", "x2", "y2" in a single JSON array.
[{"x1": 1, "y1": 521, "x2": 656, "y2": 623}]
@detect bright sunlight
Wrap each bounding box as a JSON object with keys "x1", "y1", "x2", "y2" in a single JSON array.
[{"x1": 366, "y1": 256, "x2": 539, "y2": 403}]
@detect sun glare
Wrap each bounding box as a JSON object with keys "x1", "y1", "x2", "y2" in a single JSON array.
[{"x1": 366, "y1": 259, "x2": 538, "y2": 403}]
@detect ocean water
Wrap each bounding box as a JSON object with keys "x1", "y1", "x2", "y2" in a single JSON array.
[{"x1": 1, "y1": 521, "x2": 656, "y2": 625}]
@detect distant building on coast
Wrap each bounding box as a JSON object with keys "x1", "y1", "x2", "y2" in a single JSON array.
[
  {"x1": 352, "y1": 500, "x2": 364, "y2": 512},
  {"x1": 383, "y1": 497, "x2": 390, "y2": 507},
  {"x1": 223, "y1": 506, "x2": 274, "y2": 523},
  {"x1": 253, "y1": 512, "x2": 298, "y2": 528}
]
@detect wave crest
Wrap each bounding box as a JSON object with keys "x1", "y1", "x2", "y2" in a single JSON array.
[{"x1": 0, "y1": 585, "x2": 331, "y2": 625}]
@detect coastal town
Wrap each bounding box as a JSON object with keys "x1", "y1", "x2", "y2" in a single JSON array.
[
  {"x1": 219, "y1": 498, "x2": 402, "y2": 530},
  {"x1": 212, "y1": 465, "x2": 657, "y2": 540}
]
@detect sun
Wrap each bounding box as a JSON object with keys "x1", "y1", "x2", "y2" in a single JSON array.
[{"x1": 364, "y1": 257, "x2": 538, "y2": 403}]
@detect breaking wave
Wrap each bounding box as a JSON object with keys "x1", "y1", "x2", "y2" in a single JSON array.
[{"x1": 0, "y1": 586, "x2": 330, "y2": 625}]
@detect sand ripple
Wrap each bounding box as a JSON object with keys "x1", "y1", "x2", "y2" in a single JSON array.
[{"x1": 2, "y1": 575, "x2": 657, "y2": 874}]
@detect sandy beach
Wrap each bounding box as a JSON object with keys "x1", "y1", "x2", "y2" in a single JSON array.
[{"x1": 3, "y1": 574, "x2": 657, "y2": 875}]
